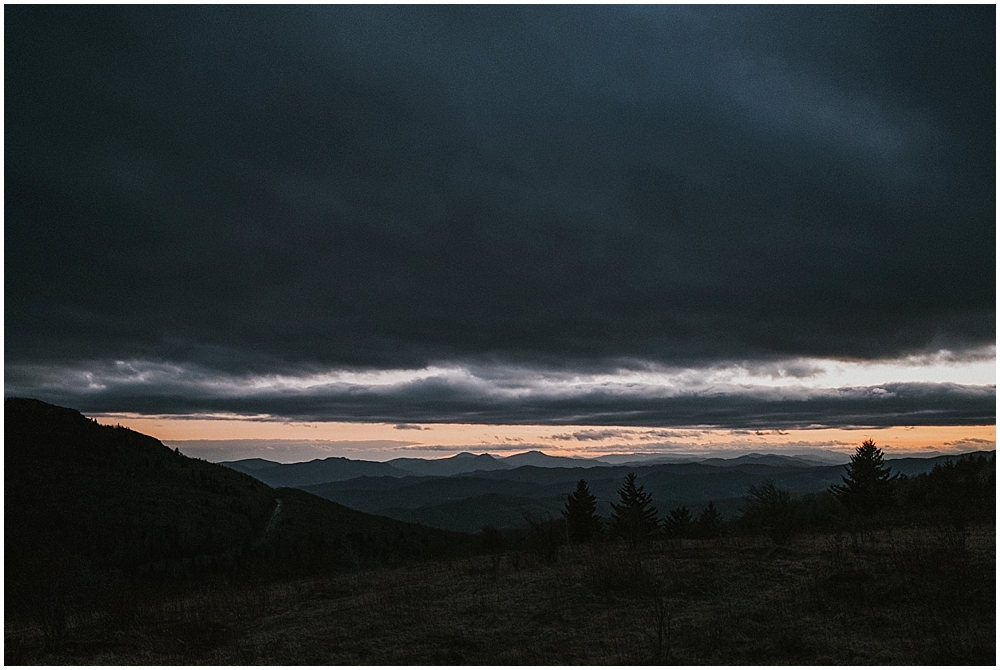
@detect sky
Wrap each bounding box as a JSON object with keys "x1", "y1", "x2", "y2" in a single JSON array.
[{"x1": 6, "y1": 6, "x2": 995, "y2": 463}]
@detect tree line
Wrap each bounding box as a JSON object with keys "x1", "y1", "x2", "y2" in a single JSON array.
[{"x1": 562, "y1": 440, "x2": 995, "y2": 546}]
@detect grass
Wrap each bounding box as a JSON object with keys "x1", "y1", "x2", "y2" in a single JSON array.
[{"x1": 6, "y1": 523, "x2": 994, "y2": 665}]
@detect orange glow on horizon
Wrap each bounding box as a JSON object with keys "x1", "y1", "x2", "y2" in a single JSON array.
[{"x1": 92, "y1": 412, "x2": 995, "y2": 461}]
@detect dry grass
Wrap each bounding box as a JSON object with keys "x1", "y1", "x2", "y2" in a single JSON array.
[{"x1": 6, "y1": 524, "x2": 994, "y2": 665}]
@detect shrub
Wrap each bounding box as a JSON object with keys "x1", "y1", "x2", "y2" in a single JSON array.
[{"x1": 739, "y1": 481, "x2": 795, "y2": 544}]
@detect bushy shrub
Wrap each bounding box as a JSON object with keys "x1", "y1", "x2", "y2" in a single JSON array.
[{"x1": 739, "y1": 481, "x2": 796, "y2": 544}]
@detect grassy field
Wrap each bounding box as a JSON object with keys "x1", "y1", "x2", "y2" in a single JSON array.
[{"x1": 7, "y1": 522, "x2": 993, "y2": 665}]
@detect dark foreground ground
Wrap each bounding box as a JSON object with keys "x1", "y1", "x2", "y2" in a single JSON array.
[{"x1": 6, "y1": 523, "x2": 994, "y2": 665}]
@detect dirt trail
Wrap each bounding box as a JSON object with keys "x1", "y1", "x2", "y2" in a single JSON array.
[
  {"x1": 255, "y1": 499, "x2": 282, "y2": 546},
  {"x1": 266, "y1": 499, "x2": 283, "y2": 535}
]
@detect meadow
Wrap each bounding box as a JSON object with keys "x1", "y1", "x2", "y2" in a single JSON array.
[{"x1": 7, "y1": 522, "x2": 993, "y2": 665}]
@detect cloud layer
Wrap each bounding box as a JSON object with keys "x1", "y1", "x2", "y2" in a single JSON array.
[
  {"x1": 7, "y1": 360, "x2": 993, "y2": 429},
  {"x1": 5, "y1": 6, "x2": 994, "y2": 425}
]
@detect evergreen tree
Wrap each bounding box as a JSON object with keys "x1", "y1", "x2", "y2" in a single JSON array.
[
  {"x1": 830, "y1": 439, "x2": 898, "y2": 515},
  {"x1": 562, "y1": 479, "x2": 601, "y2": 543},
  {"x1": 695, "y1": 501, "x2": 724, "y2": 539},
  {"x1": 610, "y1": 472, "x2": 659, "y2": 544},
  {"x1": 663, "y1": 505, "x2": 693, "y2": 539}
]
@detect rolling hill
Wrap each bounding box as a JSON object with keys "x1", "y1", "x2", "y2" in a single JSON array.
[
  {"x1": 221, "y1": 455, "x2": 410, "y2": 487},
  {"x1": 220, "y1": 448, "x2": 615, "y2": 485},
  {"x1": 5, "y1": 398, "x2": 474, "y2": 594}
]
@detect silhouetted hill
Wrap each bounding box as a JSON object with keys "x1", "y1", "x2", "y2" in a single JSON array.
[
  {"x1": 228, "y1": 449, "x2": 844, "y2": 490},
  {"x1": 6, "y1": 398, "x2": 275, "y2": 578},
  {"x1": 885, "y1": 451, "x2": 995, "y2": 476},
  {"x1": 699, "y1": 453, "x2": 828, "y2": 468},
  {"x1": 603, "y1": 451, "x2": 850, "y2": 466},
  {"x1": 5, "y1": 398, "x2": 472, "y2": 591},
  {"x1": 389, "y1": 452, "x2": 511, "y2": 476},
  {"x1": 226, "y1": 450, "x2": 611, "y2": 483},
  {"x1": 219, "y1": 457, "x2": 282, "y2": 472},
  {"x1": 226, "y1": 456, "x2": 409, "y2": 487},
  {"x1": 223, "y1": 450, "x2": 583, "y2": 486},
  {"x1": 502, "y1": 450, "x2": 610, "y2": 468}
]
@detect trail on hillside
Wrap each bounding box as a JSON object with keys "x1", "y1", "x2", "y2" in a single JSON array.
[{"x1": 256, "y1": 498, "x2": 282, "y2": 546}]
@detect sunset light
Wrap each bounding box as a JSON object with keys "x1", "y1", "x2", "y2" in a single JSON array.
[{"x1": 7, "y1": 6, "x2": 993, "y2": 663}]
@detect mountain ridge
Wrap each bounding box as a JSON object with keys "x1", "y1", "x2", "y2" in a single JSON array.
[{"x1": 5, "y1": 398, "x2": 473, "y2": 585}]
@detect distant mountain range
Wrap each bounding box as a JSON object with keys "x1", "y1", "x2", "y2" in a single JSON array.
[
  {"x1": 221, "y1": 446, "x2": 993, "y2": 533},
  {"x1": 219, "y1": 449, "x2": 854, "y2": 487},
  {"x1": 595, "y1": 451, "x2": 848, "y2": 466},
  {"x1": 220, "y1": 449, "x2": 611, "y2": 485}
]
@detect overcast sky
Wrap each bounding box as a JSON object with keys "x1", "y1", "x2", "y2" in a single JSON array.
[{"x1": 5, "y1": 6, "x2": 995, "y2": 447}]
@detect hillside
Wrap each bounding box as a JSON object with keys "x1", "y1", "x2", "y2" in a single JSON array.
[
  {"x1": 7, "y1": 399, "x2": 273, "y2": 577},
  {"x1": 5, "y1": 399, "x2": 473, "y2": 611}
]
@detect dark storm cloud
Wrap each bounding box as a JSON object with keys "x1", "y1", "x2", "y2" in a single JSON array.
[{"x1": 5, "y1": 6, "x2": 994, "y2": 420}]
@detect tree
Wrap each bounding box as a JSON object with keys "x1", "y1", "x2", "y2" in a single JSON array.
[
  {"x1": 563, "y1": 479, "x2": 601, "y2": 543},
  {"x1": 899, "y1": 452, "x2": 995, "y2": 526},
  {"x1": 695, "y1": 501, "x2": 724, "y2": 539},
  {"x1": 610, "y1": 472, "x2": 659, "y2": 544},
  {"x1": 740, "y1": 480, "x2": 795, "y2": 544},
  {"x1": 663, "y1": 505, "x2": 693, "y2": 539},
  {"x1": 830, "y1": 439, "x2": 898, "y2": 515}
]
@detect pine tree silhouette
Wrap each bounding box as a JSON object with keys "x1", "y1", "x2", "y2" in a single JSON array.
[
  {"x1": 663, "y1": 505, "x2": 693, "y2": 539},
  {"x1": 830, "y1": 439, "x2": 898, "y2": 515},
  {"x1": 695, "y1": 501, "x2": 724, "y2": 538},
  {"x1": 563, "y1": 479, "x2": 601, "y2": 543},
  {"x1": 610, "y1": 472, "x2": 659, "y2": 544}
]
